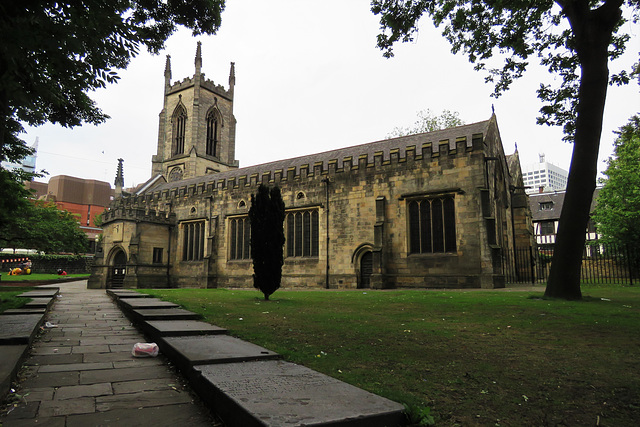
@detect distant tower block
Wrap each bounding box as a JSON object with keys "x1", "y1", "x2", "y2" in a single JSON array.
[{"x1": 151, "y1": 43, "x2": 238, "y2": 181}]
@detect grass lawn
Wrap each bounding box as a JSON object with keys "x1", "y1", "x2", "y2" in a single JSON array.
[
  {"x1": 139, "y1": 285, "x2": 640, "y2": 426},
  {"x1": 0, "y1": 273, "x2": 89, "y2": 282},
  {"x1": 0, "y1": 286, "x2": 34, "y2": 313}
]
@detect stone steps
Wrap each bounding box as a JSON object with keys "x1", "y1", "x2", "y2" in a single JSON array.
[
  {"x1": 0, "y1": 287, "x2": 58, "y2": 400},
  {"x1": 111, "y1": 291, "x2": 405, "y2": 427}
]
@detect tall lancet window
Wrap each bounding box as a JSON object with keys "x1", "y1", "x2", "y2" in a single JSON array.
[
  {"x1": 206, "y1": 108, "x2": 221, "y2": 157},
  {"x1": 172, "y1": 104, "x2": 187, "y2": 156}
]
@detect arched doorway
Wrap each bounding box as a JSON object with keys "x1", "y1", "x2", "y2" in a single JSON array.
[
  {"x1": 359, "y1": 251, "x2": 373, "y2": 289},
  {"x1": 109, "y1": 249, "x2": 127, "y2": 288}
]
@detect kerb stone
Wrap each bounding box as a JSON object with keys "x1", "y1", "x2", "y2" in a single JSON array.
[
  {"x1": 0, "y1": 344, "x2": 29, "y2": 399},
  {"x1": 0, "y1": 314, "x2": 45, "y2": 344},
  {"x1": 17, "y1": 289, "x2": 59, "y2": 298},
  {"x1": 118, "y1": 298, "x2": 179, "y2": 310},
  {"x1": 160, "y1": 335, "x2": 279, "y2": 370},
  {"x1": 195, "y1": 360, "x2": 404, "y2": 427},
  {"x1": 143, "y1": 320, "x2": 226, "y2": 337},
  {"x1": 130, "y1": 308, "x2": 200, "y2": 321}
]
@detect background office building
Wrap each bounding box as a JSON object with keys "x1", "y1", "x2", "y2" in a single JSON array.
[{"x1": 522, "y1": 154, "x2": 568, "y2": 194}]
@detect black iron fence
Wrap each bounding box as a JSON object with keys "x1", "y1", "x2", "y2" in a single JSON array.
[{"x1": 503, "y1": 243, "x2": 639, "y2": 285}]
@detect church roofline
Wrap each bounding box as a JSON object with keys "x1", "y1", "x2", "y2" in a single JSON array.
[{"x1": 143, "y1": 117, "x2": 493, "y2": 195}]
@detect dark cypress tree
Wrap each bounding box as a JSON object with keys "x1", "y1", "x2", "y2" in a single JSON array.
[{"x1": 249, "y1": 184, "x2": 285, "y2": 300}]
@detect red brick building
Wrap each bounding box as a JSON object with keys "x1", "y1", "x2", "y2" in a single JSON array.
[{"x1": 26, "y1": 175, "x2": 113, "y2": 251}]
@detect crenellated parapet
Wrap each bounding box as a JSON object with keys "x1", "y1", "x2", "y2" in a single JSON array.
[
  {"x1": 134, "y1": 119, "x2": 492, "y2": 207},
  {"x1": 102, "y1": 201, "x2": 175, "y2": 226},
  {"x1": 166, "y1": 74, "x2": 232, "y2": 99}
]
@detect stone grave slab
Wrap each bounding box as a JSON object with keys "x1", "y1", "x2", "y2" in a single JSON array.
[
  {"x1": 0, "y1": 314, "x2": 45, "y2": 344},
  {"x1": 0, "y1": 344, "x2": 29, "y2": 400},
  {"x1": 119, "y1": 298, "x2": 179, "y2": 311},
  {"x1": 160, "y1": 335, "x2": 280, "y2": 370},
  {"x1": 194, "y1": 360, "x2": 404, "y2": 427},
  {"x1": 143, "y1": 320, "x2": 227, "y2": 338},
  {"x1": 131, "y1": 308, "x2": 201, "y2": 321},
  {"x1": 22, "y1": 297, "x2": 55, "y2": 309},
  {"x1": 107, "y1": 289, "x2": 151, "y2": 299},
  {"x1": 1, "y1": 308, "x2": 46, "y2": 315},
  {"x1": 17, "y1": 289, "x2": 59, "y2": 298}
]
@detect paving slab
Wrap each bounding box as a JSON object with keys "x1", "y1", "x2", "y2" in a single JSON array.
[
  {"x1": 95, "y1": 389, "x2": 193, "y2": 411},
  {"x1": 17, "y1": 289, "x2": 59, "y2": 298},
  {"x1": 130, "y1": 307, "x2": 201, "y2": 321},
  {"x1": 79, "y1": 365, "x2": 175, "y2": 385},
  {"x1": 0, "y1": 314, "x2": 45, "y2": 344},
  {"x1": 38, "y1": 397, "x2": 95, "y2": 417},
  {"x1": 118, "y1": 298, "x2": 179, "y2": 311},
  {"x1": 143, "y1": 319, "x2": 227, "y2": 337},
  {"x1": 195, "y1": 360, "x2": 405, "y2": 427},
  {"x1": 65, "y1": 403, "x2": 214, "y2": 427},
  {"x1": 0, "y1": 344, "x2": 29, "y2": 399},
  {"x1": 160, "y1": 335, "x2": 280, "y2": 371}
]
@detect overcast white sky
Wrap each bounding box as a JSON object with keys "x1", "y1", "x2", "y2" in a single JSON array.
[{"x1": 22, "y1": 1, "x2": 640, "y2": 188}]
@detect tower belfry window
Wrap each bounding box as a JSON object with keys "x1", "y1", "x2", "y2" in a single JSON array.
[
  {"x1": 173, "y1": 105, "x2": 187, "y2": 156},
  {"x1": 206, "y1": 109, "x2": 221, "y2": 157}
]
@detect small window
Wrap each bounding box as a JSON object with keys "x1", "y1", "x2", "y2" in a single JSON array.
[
  {"x1": 539, "y1": 202, "x2": 554, "y2": 210},
  {"x1": 153, "y1": 248, "x2": 163, "y2": 264},
  {"x1": 540, "y1": 221, "x2": 555, "y2": 235}
]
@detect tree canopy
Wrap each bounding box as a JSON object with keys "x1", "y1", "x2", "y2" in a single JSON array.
[
  {"x1": 387, "y1": 108, "x2": 464, "y2": 138},
  {"x1": 372, "y1": 0, "x2": 639, "y2": 299},
  {"x1": 0, "y1": 200, "x2": 88, "y2": 254},
  {"x1": 592, "y1": 116, "x2": 640, "y2": 250},
  {"x1": 0, "y1": 0, "x2": 226, "y2": 226}
]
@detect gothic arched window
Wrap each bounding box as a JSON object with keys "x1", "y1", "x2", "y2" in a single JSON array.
[
  {"x1": 172, "y1": 104, "x2": 187, "y2": 156},
  {"x1": 206, "y1": 108, "x2": 222, "y2": 157},
  {"x1": 408, "y1": 196, "x2": 457, "y2": 254}
]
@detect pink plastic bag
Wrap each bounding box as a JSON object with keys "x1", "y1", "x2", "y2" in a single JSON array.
[{"x1": 132, "y1": 342, "x2": 159, "y2": 357}]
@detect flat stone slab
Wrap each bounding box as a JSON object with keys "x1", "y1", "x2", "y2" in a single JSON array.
[
  {"x1": 144, "y1": 320, "x2": 227, "y2": 337},
  {"x1": 22, "y1": 297, "x2": 55, "y2": 309},
  {"x1": 119, "y1": 298, "x2": 179, "y2": 310},
  {"x1": 131, "y1": 308, "x2": 201, "y2": 321},
  {"x1": 195, "y1": 360, "x2": 404, "y2": 427},
  {"x1": 0, "y1": 344, "x2": 29, "y2": 399},
  {"x1": 17, "y1": 289, "x2": 59, "y2": 298},
  {"x1": 161, "y1": 335, "x2": 280, "y2": 367},
  {"x1": 0, "y1": 314, "x2": 45, "y2": 344},
  {"x1": 107, "y1": 289, "x2": 151, "y2": 298},
  {"x1": 1, "y1": 308, "x2": 46, "y2": 315}
]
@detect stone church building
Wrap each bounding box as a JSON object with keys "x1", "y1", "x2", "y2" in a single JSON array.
[{"x1": 89, "y1": 44, "x2": 532, "y2": 290}]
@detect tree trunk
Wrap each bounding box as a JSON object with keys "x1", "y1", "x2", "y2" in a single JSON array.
[{"x1": 545, "y1": 3, "x2": 620, "y2": 299}]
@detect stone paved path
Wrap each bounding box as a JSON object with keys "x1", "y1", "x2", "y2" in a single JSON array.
[{"x1": 0, "y1": 281, "x2": 218, "y2": 426}]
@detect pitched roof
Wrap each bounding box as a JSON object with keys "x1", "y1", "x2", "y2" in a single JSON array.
[
  {"x1": 529, "y1": 188, "x2": 600, "y2": 221},
  {"x1": 144, "y1": 117, "x2": 493, "y2": 194}
]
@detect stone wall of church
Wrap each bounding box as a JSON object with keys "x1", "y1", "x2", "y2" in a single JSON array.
[{"x1": 92, "y1": 117, "x2": 523, "y2": 290}]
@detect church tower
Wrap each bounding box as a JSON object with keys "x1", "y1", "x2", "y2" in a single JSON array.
[{"x1": 151, "y1": 42, "x2": 238, "y2": 181}]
